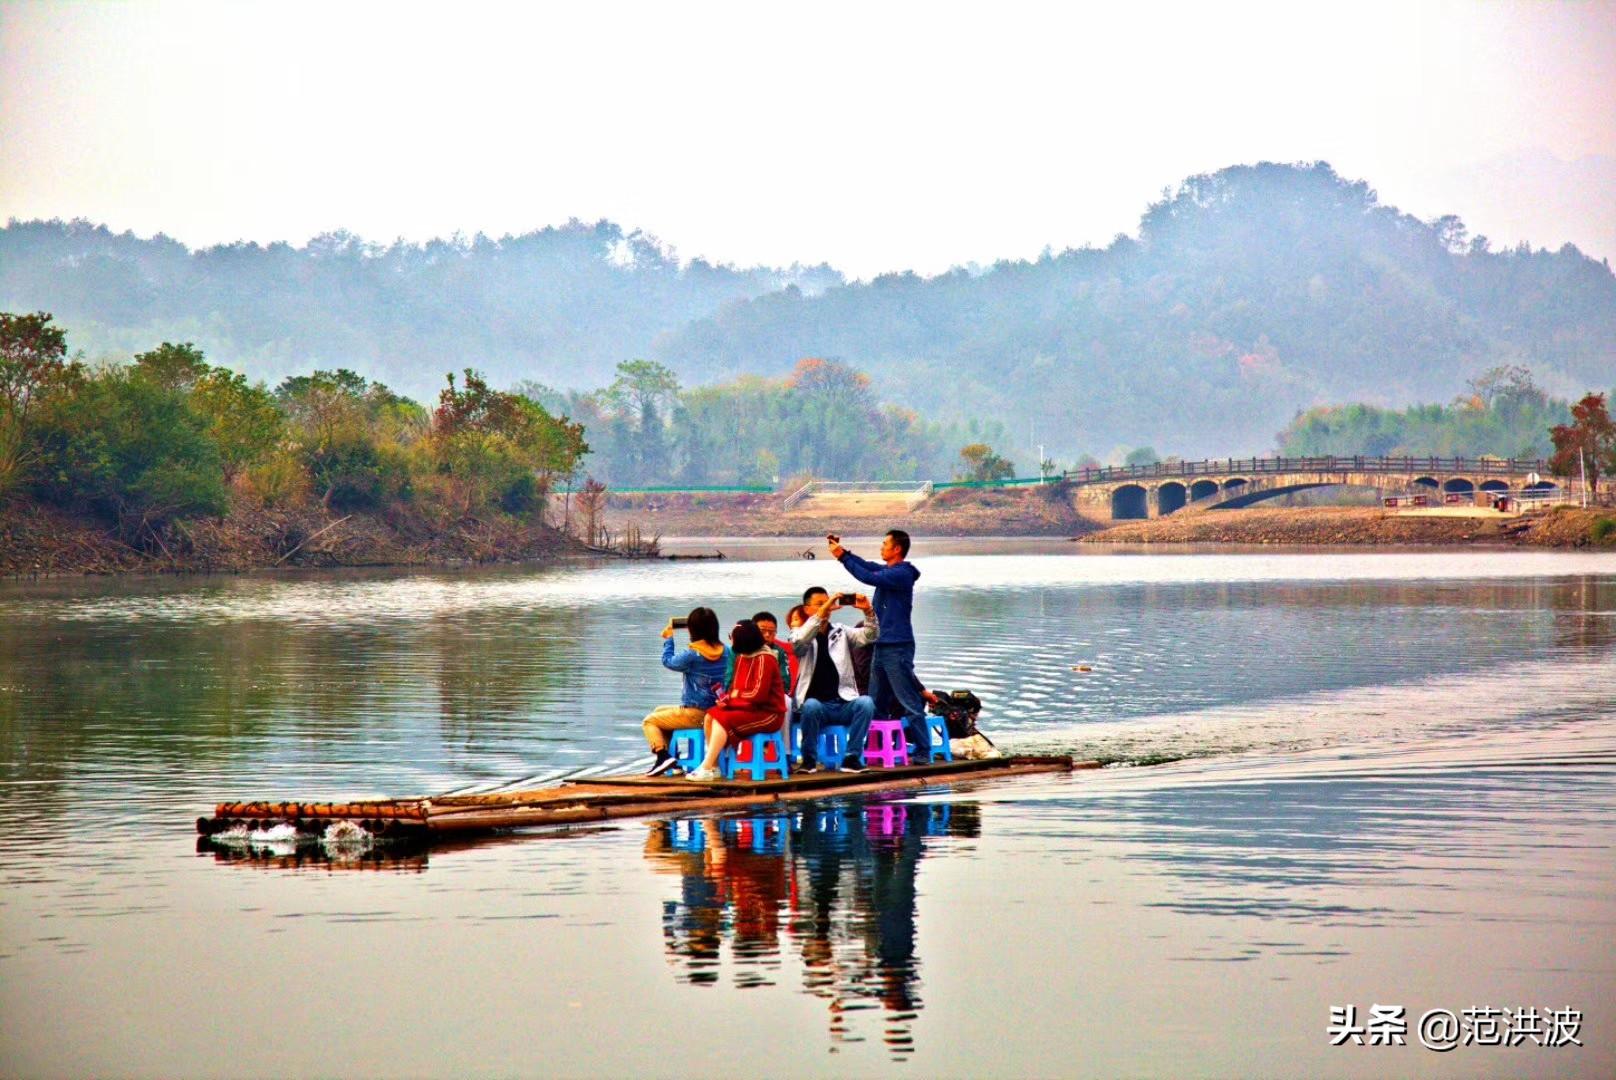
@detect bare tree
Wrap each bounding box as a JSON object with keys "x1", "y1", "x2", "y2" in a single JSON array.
[{"x1": 576, "y1": 477, "x2": 608, "y2": 547}]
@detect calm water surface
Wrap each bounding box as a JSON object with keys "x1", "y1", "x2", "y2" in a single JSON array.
[{"x1": 2, "y1": 545, "x2": 1613, "y2": 1078}]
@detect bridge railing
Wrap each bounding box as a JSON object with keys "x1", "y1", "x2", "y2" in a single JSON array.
[{"x1": 1062, "y1": 455, "x2": 1549, "y2": 486}]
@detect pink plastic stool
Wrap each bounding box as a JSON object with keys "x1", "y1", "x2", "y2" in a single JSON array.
[
  {"x1": 865, "y1": 802, "x2": 908, "y2": 837},
  {"x1": 862, "y1": 719, "x2": 911, "y2": 768}
]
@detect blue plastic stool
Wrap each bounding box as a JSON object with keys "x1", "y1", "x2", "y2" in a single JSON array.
[
  {"x1": 667, "y1": 728, "x2": 706, "y2": 773},
  {"x1": 816, "y1": 724, "x2": 850, "y2": 770},
  {"x1": 904, "y1": 718, "x2": 954, "y2": 763},
  {"x1": 718, "y1": 728, "x2": 790, "y2": 781},
  {"x1": 816, "y1": 806, "x2": 848, "y2": 834},
  {"x1": 745, "y1": 815, "x2": 787, "y2": 853},
  {"x1": 670, "y1": 818, "x2": 706, "y2": 853}
]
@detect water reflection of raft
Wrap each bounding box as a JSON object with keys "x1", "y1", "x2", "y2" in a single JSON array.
[{"x1": 197, "y1": 755, "x2": 1088, "y2": 840}]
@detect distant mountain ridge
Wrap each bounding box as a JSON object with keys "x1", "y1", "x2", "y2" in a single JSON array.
[
  {"x1": 0, "y1": 218, "x2": 842, "y2": 403},
  {"x1": 650, "y1": 163, "x2": 1615, "y2": 457},
  {"x1": 4, "y1": 162, "x2": 1612, "y2": 459}
]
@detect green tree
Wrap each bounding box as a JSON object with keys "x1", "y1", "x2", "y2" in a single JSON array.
[
  {"x1": 785, "y1": 357, "x2": 880, "y2": 477},
  {"x1": 1124, "y1": 446, "x2": 1161, "y2": 467},
  {"x1": 430, "y1": 369, "x2": 587, "y2": 517},
  {"x1": 1279, "y1": 375, "x2": 1568, "y2": 459},
  {"x1": 275, "y1": 369, "x2": 422, "y2": 510},
  {"x1": 0, "y1": 311, "x2": 72, "y2": 497},
  {"x1": 602, "y1": 359, "x2": 679, "y2": 484},
  {"x1": 132, "y1": 342, "x2": 210, "y2": 391},
  {"x1": 187, "y1": 368, "x2": 283, "y2": 484},
  {"x1": 31, "y1": 367, "x2": 227, "y2": 543}
]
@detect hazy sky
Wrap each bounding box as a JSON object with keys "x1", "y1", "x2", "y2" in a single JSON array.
[{"x1": 3, "y1": 1, "x2": 1613, "y2": 277}]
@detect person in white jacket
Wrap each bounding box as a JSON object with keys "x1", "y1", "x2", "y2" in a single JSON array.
[{"x1": 790, "y1": 587, "x2": 880, "y2": 772}]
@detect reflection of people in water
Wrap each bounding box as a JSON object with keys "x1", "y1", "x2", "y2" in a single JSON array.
[
  {"x1": 644, "y1": 798, "x2": 981, "y2": 1058},
  {"x1": 644, "y1": 819, "x2": 723, "y2": 982}
]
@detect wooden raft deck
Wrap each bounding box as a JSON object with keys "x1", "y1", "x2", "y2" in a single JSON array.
[{"x1": 198, "y1": 755, "x2": 1090, "y2": 838}]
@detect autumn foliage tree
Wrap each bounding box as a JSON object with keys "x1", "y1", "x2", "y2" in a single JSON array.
[
  {"x1": 429, "y1": 369, "x2": 587, "y2": 518},
  {"x1": 958, "y1": 442, "x2": 1015, "y2": 481},
  {"x1": 1549, "y1": 392, "x2": 1615, "y2": 489}
]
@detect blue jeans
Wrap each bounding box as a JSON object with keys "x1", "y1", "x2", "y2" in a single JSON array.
[
  {"x1": 798, "y1": 696, "x2": 875, "y2": 767},
  {"x1": 869, "y1": 642, "x2": 930, "y2": 759}
]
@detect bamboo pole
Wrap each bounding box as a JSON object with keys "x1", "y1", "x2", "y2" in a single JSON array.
[
  {"x1": 201, "y1": 758, "x2": 1090, "y2": 834},
  {"x1": 423, "y1": 759, "x2": 1088, "y2": 832}
]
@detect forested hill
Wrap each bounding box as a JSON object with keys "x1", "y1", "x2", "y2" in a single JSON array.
[
  {"x1": 0, "y1": 218, "x2": 842, "y2": 403},
  {"x1": 4, "y1": 162, "x2": 1614, "y2": 459},
  {"x1": 653, "y1": 164, "x2": 1616, "y2": 457}
]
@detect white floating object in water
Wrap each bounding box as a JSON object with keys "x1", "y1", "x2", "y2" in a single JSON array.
[{"x1": 323, "y1": 820, "x2": 371, "y2": 844}]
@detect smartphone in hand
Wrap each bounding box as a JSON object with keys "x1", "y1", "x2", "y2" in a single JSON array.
[
  {"x1": 670, "y1": 616, "x2": 690, "y2": 629},
  {"x1": 833, "y1": 592, "x2": 858, "y2": 606}
]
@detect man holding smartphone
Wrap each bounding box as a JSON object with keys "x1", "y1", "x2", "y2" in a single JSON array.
[
  {"x1": 826, "y1": 528, "x2": 930, "y2": 760},
  {"x1": 790, "y1": 586, "x2": 879, "y2": 772}
]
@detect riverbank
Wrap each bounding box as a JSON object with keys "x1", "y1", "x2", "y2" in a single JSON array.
[
  {"x1": 603, "y1": 484, "x2": 1099, "y2": 537},
  {"x1": 606, "y1": 486, "x2": 1616, "y2": 549},
  {"x1": 0, "y1": 501, "x2": 581, "y2": 576},
  {"x1": 1083, "y1": 505, "x2": 1615, "y2": 547}
]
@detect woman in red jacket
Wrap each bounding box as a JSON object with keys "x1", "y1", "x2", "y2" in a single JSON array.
[{"x1": 686, "y1": 620, "x2": 786, "y2": 782}]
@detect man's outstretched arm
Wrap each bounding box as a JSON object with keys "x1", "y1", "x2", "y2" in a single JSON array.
[{"x1": 838, "y1": 550, "x2": 913, "y2": 588}]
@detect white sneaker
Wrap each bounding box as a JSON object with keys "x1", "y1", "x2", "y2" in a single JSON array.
[{"x1": 686, "y1": 766, "x2": 721, "y2": 782}]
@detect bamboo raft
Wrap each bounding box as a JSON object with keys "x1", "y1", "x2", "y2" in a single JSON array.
[{"x1": 197, "y1": 755, "x2": 1089, "y2": 841}]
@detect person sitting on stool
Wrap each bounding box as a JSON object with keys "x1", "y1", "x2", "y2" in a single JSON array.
[{"x1": 790, "y1": 586, "x2": 879, "y2": 773}]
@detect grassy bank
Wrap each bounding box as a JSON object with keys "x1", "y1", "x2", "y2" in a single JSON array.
[{"x1": 0, "y1": 500, "x2": 581, "y2": 576}]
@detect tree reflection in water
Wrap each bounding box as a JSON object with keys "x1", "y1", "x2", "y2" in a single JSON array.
[{"x1": 643, "y1": 797, "x2": 980, "y2": 1059}]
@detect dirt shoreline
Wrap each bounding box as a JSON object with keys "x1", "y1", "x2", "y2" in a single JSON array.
[
  {"x1": 607, "y1": 488, "x2": 1612, "y2": 549},
  {"x1": 1081, "y1": 505, "x2": 1614, "y2": 548},
  {"x1": 602, "y1": 485, "x2": 1101, "y2": 538},
  {"x1": 0, "y1": 501, "x2": 587, "y2": 578},
  {"x1": 7, "y1": 492, "x2": 1609, "y2": 577}
]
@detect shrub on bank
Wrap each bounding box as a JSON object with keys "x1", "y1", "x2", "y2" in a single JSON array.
[{"x1": 3, "y1": 310, "x2": 590, "y2": 545}]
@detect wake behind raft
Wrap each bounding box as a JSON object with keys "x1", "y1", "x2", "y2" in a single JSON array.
[{"x1": 197, "y1": 755, "x2": 1089, "y2": 842}]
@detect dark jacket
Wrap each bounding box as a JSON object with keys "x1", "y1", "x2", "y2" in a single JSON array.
[{"x1": 837, "y1": 551, "x2": 920, "y2": 645}]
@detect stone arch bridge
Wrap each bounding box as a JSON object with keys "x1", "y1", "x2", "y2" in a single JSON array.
[{"x1": 1065, "y1": 456, "x2": 1555, "y2": 521}]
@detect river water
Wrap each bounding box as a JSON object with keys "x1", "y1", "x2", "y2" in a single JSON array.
[{"x1": 2, "y1": 543, "x2": 1613, "y2": 1078}]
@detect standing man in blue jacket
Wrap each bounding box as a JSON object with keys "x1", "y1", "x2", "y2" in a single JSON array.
[{"x1": 827, "y1": 528, "x2": 930, "y2": 760}]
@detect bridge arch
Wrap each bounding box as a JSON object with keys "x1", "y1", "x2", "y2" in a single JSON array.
[
  {"x1": 1480, "y1": 479, "x2": 1508, "y2": 493},
  {"x1": 1223, "y1": 478, "x2": 1249, "y2": 493},
  {"x1": 1158, "y1": 482, "x2": 1187, "y2": 515},
  {"x1": 1443, "y1": 477, "x2": 1475, "y2": 494},
  {"x1": 1111, "y1": 484, "x2": 1148, "y2": 520},
  {"x1": 1525, "y1": 480, "x2": 1559, "y2": 491},
  {"x1": 1190, "y1": 479, "x2": 1218, "y2": 501},
  {"x1": 1412, "y1": 476, "x2": 1439, "y2": 489},
  {"x1": 1216, "y1": 482, "x2": 1335, "y2": 509}
]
